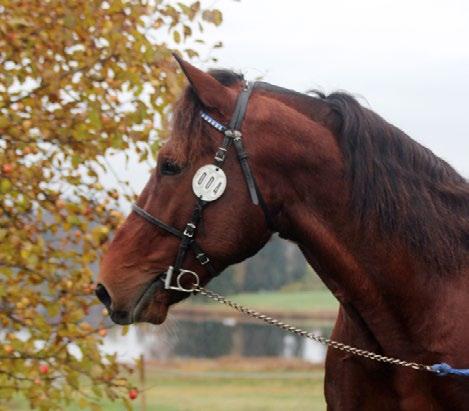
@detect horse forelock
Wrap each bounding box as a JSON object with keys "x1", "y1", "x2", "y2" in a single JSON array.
[{"x1": 169, "y1": 69, "x2": 245, "y2": 164}]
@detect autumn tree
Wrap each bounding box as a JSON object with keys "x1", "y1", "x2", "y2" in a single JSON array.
[{"x1": 0, "y1": 1, "x2": 222, "y2": 409}]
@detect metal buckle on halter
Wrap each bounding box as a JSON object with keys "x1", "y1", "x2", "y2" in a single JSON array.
[
  {"x1": 224, "y1": 129, "x2": 242, "y2": 140},
  {"x1": 232, "y1": 130, "x2": 242, "y2": 141},
  {"x1": 183, "y1": 222, "x2": 196, "y2": 238},
  {"x1": 223, "y1": 129, "x2": 243, "y2": 141},
  {"x1": 214, "y1": 147, "x2": 227, "y2": 163},
  {"x1": 164, "y1": 266, "x2": 200, "y2": 292},
  {"x1": 196, "y1": 253, "x2": 210, "y2": 266},
  {"x1": 224, "y1": 129, "x2": 234, "y2": 138}
]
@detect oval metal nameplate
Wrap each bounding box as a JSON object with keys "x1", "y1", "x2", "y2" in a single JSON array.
[{"x1": 192, "y1": 164, "x2": 227, "y2": 202}]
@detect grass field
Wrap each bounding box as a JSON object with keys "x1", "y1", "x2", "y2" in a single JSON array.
[
  {"x1": 134, "y1": 368, "x2": 326, "y2": 411},
  {"x1": 223, "y1": 289, "x2": 338, "y2": 312},
  {"x1": 7, "y1": 360, "x2": 327, "y2": 411},
  {"x1": 186, "y1": 289, "x2": 339, "y2": 316}
]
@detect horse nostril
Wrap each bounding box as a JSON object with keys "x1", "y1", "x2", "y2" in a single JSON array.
[{"x1": 95, "y1": 283, "x2": 112, "y2": 308}]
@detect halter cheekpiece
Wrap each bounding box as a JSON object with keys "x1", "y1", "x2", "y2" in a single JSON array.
[{"x1": 131, "y1": 82, "x2": 271, "y2": 322}]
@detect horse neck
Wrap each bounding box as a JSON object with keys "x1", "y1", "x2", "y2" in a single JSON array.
[{"x1": 259, "y1": 110, "x2": 466, "y2": 356}]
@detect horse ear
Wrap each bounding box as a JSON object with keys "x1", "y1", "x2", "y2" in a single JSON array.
[{"x1": 173, "y1": 53, "x2": 235, "y2": 116}]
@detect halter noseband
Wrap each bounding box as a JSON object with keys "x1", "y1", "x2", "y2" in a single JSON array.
[{"x1": 131, "y1": 82, "x2": 272, "y2": 321}]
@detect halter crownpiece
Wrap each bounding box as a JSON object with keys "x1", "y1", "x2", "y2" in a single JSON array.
[{"x1": 131, "y1": 80, "x2": 272, "y2": 322}]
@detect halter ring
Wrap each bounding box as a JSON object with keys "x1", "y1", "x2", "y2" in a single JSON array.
[{"x1": 164, "y1": 266, "x2": 199, "y2": 292}]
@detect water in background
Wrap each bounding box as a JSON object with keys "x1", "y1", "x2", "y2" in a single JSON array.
[{"x1": 101, "y1": 315, "x2": 333, "y2": 364}]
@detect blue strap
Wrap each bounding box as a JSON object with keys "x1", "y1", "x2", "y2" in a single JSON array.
[
  {"x1": 431, "y1": 363, "x2": 469, "y2": 377},
  {"x1": 200, "y1": 111, "x2": 227, "y2": 132}
]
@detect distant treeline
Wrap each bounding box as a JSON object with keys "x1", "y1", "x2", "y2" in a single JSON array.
[{"x1": 210, "y1": 235, "x2": 326, "y2": 294}]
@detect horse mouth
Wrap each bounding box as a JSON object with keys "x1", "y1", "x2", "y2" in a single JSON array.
[
  {"x1": 135, "y1": 296, "x2": 170, "y2": 325},
  {"x1": 130, "y1": 276, "x2": 168, "y2": 324},
  {"x1": 106, "y1": 272, "x2": 193, "y2": 326}
]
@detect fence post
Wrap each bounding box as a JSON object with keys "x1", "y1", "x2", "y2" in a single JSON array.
[{"x1": 139, "y1": 353, "x2": 146, "y2": 411}]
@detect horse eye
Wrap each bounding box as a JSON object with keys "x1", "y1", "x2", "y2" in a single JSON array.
[{"x1": 160, "y1": 160, "x2": 182, "y2": 176}]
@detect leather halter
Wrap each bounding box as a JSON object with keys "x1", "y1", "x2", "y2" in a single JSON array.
[{"x1": 131, "y1": 82, "x2": 272, "y2": 321}]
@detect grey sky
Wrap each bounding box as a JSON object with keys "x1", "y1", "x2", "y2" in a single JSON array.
[
  {"x1": 107, "y1": 0, "x2": 468, "y2": 202},
  {"x1": 205, "y1": 0, "x2": 468, "y2": 172}
]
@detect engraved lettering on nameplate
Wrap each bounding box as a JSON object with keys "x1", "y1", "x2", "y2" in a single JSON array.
[{"x1": 192, "y1": 164, "x2": 227, "y2": 201}]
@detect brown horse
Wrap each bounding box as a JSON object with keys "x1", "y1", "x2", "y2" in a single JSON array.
[{"x1": 97, "y1": 57, "x2": 469, "y2": 410}]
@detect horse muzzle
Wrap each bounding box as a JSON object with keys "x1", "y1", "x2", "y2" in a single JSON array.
[{"x1": 131, "y1": 267, "x2": 200, "y2": 324}]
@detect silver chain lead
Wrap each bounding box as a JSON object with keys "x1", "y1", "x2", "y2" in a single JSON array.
[{"x1": 193, "y1": 285, "x2": 433, "y2": 373}]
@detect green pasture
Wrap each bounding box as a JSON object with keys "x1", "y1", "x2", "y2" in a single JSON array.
[
  {"x1": 135, "y1": 369, "x2": 326, "y2": 411},
  {"x1": 7, "y1": 367, "x2": 326, "y2": 411},
  {"x1": 191, "y1": 289, "x2": 339, "y2": 314}
]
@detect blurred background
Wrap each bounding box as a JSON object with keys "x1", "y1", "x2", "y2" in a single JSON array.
[
  {"x1": 1, "y1": 0, "x2": 467, "y2": 410},
  {"x1": 100, "y1": 1, "x2": 468, "y2": 409}
]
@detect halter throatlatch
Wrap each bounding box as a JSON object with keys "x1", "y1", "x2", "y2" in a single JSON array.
[{"x1": 131, "y1": 81, "x2": 272, "y2": 320}]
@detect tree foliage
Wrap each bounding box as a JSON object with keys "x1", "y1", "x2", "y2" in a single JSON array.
[{"x1": 0, "y1": 0, "x2": 222, "y2": 409}]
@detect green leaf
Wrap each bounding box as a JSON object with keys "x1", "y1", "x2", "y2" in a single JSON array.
[
  {"x1": 89, "y1": 109, "x2": 102, "y2": 129},
  {"x1": 0, "y1": 178, "x2": 12, "y2": 193}
]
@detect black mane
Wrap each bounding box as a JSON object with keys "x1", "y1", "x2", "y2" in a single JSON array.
[{"x1": 321, "y1": 92, "x2": 468, "y2": 272}]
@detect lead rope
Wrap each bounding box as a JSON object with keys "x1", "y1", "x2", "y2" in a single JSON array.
[{"x1": 192, "y1": 285, "x2": 469, "y2": 377}]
